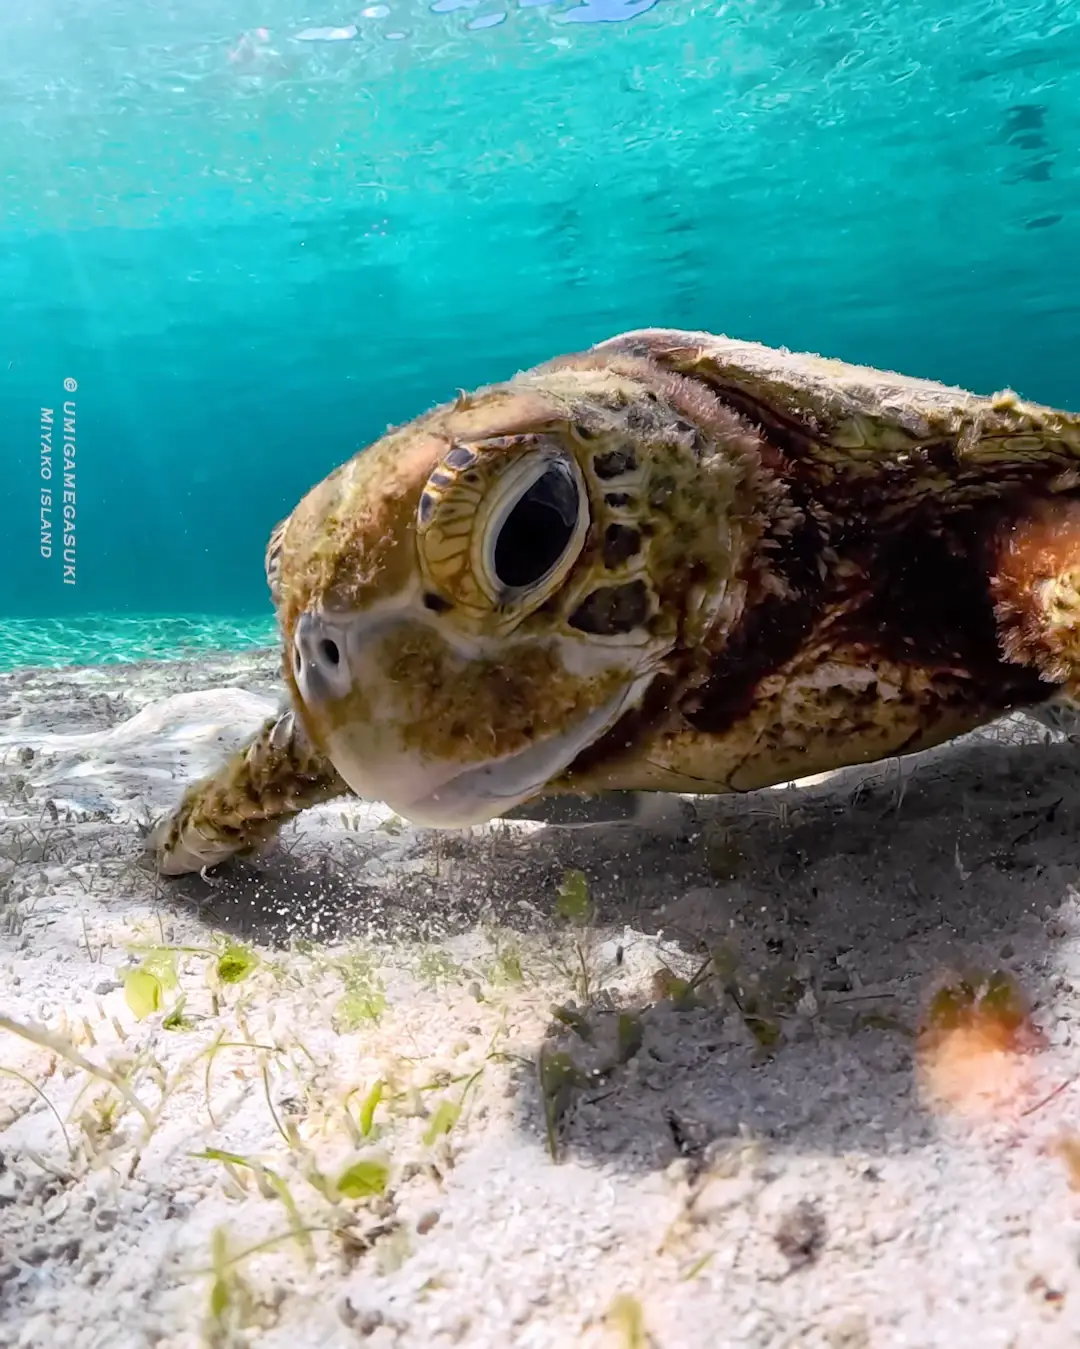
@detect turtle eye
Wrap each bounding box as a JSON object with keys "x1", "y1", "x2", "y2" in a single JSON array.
[
  {"x1": 489, "y1": 460, "x2": 582, "y2": 592},
  {"x1": 417, "y1": 442, "x2": 589, "y2": 617}
]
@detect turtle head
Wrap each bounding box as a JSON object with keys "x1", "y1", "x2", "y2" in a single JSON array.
[{"x1": 267, "y1": 358, "x2": 764, "y2": 826}]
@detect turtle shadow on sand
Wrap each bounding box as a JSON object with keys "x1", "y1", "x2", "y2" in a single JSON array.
[
  {"x1": 500, "y1": 730, "x2": 1080, "y2": 1173},
  {"x1": 161, "y1": 719, "x2": 1080, "y2": 1170}
]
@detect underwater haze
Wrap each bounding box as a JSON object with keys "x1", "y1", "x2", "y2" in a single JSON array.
[{"x1": 2, "y1": 0, "x2": 1079, "y2": 666}]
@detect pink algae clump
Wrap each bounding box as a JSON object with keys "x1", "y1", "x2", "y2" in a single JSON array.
[{"x1": 915, "y1": 970, "x2": 1047, "y2": 1119}]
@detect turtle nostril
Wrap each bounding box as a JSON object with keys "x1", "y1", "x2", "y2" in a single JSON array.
[
  {"x1": 292, "y1": 614, "x2": 349, "y2": 705},
  {"x1": 293, "y1": 645, "x2": 302, "y2": 673}
]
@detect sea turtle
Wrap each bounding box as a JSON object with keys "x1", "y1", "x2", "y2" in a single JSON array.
[{"x1": 151, "y1": 328, "x2": 1080, "y2": 876}]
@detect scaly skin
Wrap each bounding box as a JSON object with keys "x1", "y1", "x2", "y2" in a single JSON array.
[
  {"x1": 151, "y1": 329, "x2": 1080, "y2": 876},
  {"x1": 149, "y1": 708, "x2": 347, "y2": 876}
]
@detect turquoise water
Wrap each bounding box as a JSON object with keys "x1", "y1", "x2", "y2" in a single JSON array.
[
  {"x1": 2, "y1": 0, "x2": 1079, "y2": 660},
  {"x1": 0, "y1": 615, "x2": 276, "y2": 672}
]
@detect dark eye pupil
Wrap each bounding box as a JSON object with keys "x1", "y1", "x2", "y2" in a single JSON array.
[{"x1": 493, "y1": 462, "x2": 579, "y2": 590}]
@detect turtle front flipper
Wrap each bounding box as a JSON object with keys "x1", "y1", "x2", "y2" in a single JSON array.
[{"x1": 149, "y1": 707, "x2": 350, "y2": 876}]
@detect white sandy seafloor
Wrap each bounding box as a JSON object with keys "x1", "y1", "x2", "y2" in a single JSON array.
[{"x1": 5, "y1": 654, "x2": 1080, "y2": 1348}]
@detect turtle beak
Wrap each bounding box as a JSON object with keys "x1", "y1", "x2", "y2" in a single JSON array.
[{"x1": 289, "y1": 609, "x2": 645, "y2": 828}]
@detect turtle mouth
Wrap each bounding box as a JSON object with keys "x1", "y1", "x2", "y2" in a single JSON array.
[
  {"x1": 289, "y1": 608, "x2": 651, "y2": 829},
  {"x1": 380, "y1": 683, "x2": 645, "y2": 828}
]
